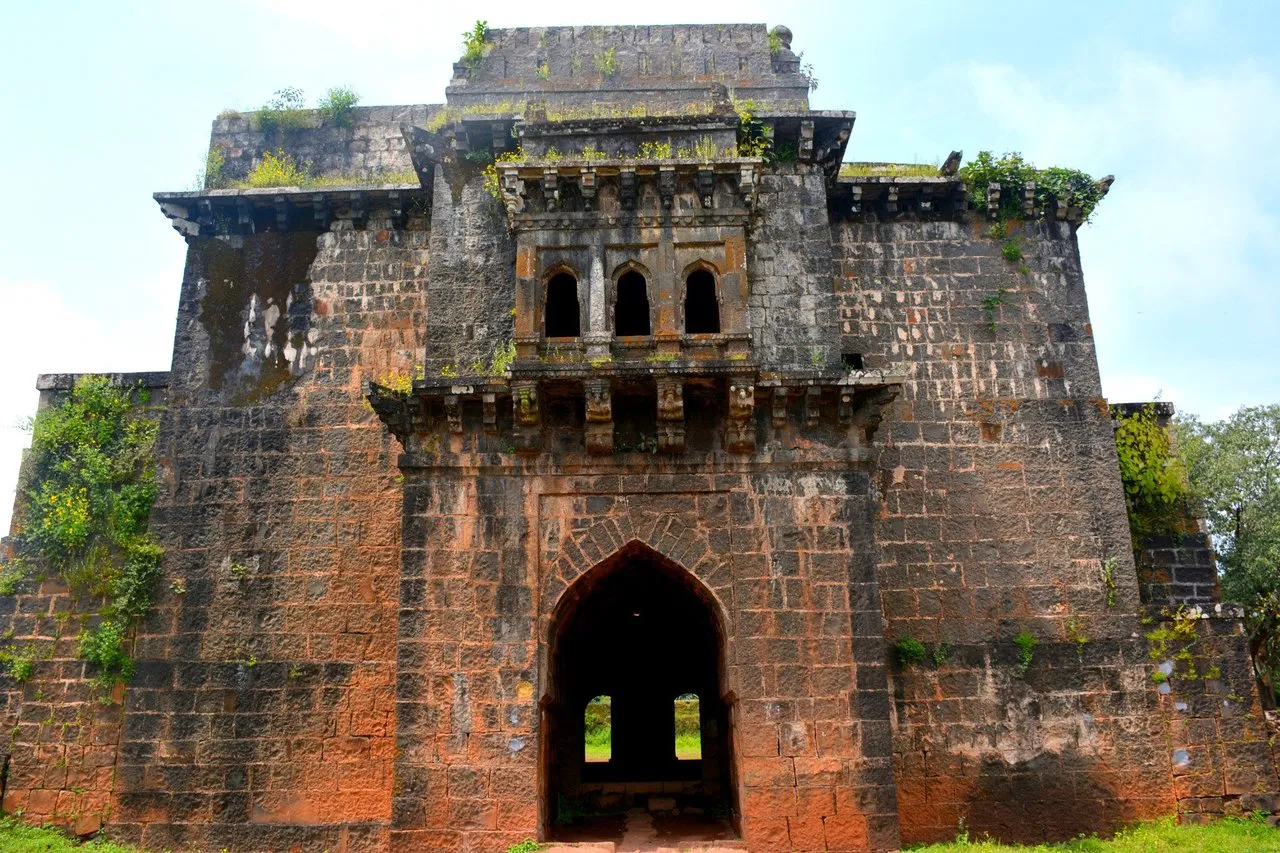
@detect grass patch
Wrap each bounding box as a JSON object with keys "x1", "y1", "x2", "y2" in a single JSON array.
[
  {"x1": 911, "y1": 816, "x2": 1280, "y2": 852},
  {"x1": 675, "y1": 733, "x2": 701, "y2": 760},
  {"x1": 0, "y1": 816, "x2": 145, "y2": 852},
  {"x1": 235, "y1": 151, "x2": 417, "y2": 189},
  {"x1": 840, "y1": 161, "x2": 938, "y2": 178}
]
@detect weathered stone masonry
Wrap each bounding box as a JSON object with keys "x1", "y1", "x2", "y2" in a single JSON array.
[{"x1": 2, "y1": 21, "x2": 1278, "y2": 853}]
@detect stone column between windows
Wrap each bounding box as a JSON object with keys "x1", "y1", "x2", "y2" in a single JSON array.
[{"x1": 584, "y1": 239, "x2": 611, "y2": 358}]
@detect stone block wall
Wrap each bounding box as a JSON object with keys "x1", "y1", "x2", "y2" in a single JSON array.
[
  {"x1": 1149, "y1": 608, "x2": 1280, "y2": 819},
  {"x1": 747, "y1": 166, "x2": 843, "y2": 370},
  {"x1": 88, "y1": 209, "x2": 426, "y2": 849},
  {"x1": 392, "y1": 461, "x2": 900, "y2": 853},
  {"x1": 833, "y1": 219, "x2": 1177, "y2": 843},
  {"x1": 0, "y1": 373, "x2": 168, "y2": 833},
  {"x1": 209, "y1": 105, "x2": 431, "y2": 185},
  {"x1": 1138, "y1": 532, "x2": 1220, "y2": 607}
]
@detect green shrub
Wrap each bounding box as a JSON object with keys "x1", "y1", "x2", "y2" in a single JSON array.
[
  {"x1": 1115, "y1": 404, "x2": 1191, "y2": 542},
  {"x1": 20, "y1": 376, "x2": 162, "y2": 688},
  {"x1": 959, "y1": 150, "x2": 1105, "y2": 222},
  {"x1": 894, "y1": 637, "x2": 926, "y2": 668},
  {"x1": 246, "y1": 149, "x2": 310, "y2": 188},
  {"x1": 462, "y1": 21, "x2": 489, "y2": 71},
  {"x1": 253, "y1": 86, "x2": 311, "y2": 135},
  {"x1": 318, "y1": 86, "x2": 360, "y2": 128},
  {"x1": 1012, "y1": 630, "x2": 1038, "y2": 678},
  {"x1": 202, "y1": 146, "x2": 228, "y2": 189}
]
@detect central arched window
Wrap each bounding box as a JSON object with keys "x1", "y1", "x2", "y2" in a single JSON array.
[
  {"x1": 684, "y1": 268, "x2": 720, "y2": 334},
  {"x1": 545, "y1": 271, "x2": 581, "y2": 338},
  {"x1": 614, "y1": 270, "x2": 651, "y2": 337}
]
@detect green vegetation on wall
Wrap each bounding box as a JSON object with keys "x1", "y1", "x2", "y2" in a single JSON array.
[
  {"x1": 10, "y1": 376, "x2": 163, "y2": 688},
  {"x1": 462, "y1": 21, "x2": 489, "y2": 72},
  {"x1": 1175, "y1": 405, "x2": 1280, "y2": 701},
  {"x1": 318, "y1": 86, "x2": 360, "y2": 128},
  {"x1": 252, "y1": 86, "x2": 310, "y2": 135},
  {"x1": 959, "y1": 151, "x2": 1106, "y2": 222},
  {"x1": 1114, "y1": 404, "x2": 1191, "y2": 544}
]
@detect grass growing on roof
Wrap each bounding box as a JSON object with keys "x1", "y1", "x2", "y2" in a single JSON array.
[{"x1": 840, "y1": 161, "x2": 939, "y2": 178}]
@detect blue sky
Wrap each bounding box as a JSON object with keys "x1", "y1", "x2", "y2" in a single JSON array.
[{"x1": 1, "y1": 0, "x2": 1277, "y2": 531}]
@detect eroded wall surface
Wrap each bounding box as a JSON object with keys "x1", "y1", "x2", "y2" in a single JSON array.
[{"x1": 833, "y1": 220, "x2": 1180, "y2": 842}]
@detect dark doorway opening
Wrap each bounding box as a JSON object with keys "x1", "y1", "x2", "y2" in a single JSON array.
[
  {"x1": 614, "y1": 271, "x2": 651, "y2": 337},
  {"x1": 544, "y1": 542, "x2": 737, "y2": 841},
  {"x1": 684, "y1": 269, "x2": 720, "y2": 334},
  {"x1": 546, "y1": 272, "x2": 582, "y2": 338}
]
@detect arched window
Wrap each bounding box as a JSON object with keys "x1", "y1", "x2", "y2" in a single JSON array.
[
  {"x1": 684, "y1": 269, "x2": 720, "y2": 334},
  {"x1": 545, "y1": 272, "x2": 581, "y2": 338},
  {"x1": 674, "y1": 693, "x2": 701, "y2": 760},
  {"x1": 585, "y1": 695, "x2": 611, "y2": 763},
  {"x1": 614, "y1": 270, "x2": 651, "y2": 337}
]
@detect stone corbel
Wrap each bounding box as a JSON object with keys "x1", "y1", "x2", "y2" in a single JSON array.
[
  {"x1": 697, "y1": 167, "x2": 715, "y2": 209},
  {"x1": 482, "y1": 393, "x2": 497, "y2": 434},
  {"x1": 580, "y1": 168, "x2": 598, "y2": 212},
  {"x1": 543, "y1": 170, "x2": 560, "y2": 212},
  {"x1": 349, "y1": 192, "x2": 367, "y2": 229},
  {"x1": 838, "y1": 391, "x2": 855, "y2": 425},
  {"x1": 1023, "y1": 181, "x2": 1036, "y2": 218},
  {"x1": 388, "y1": 191, "x2": 406, "y2": 229},
  {"x1": 584, "y1": 379, "x2": 613, "y2": 455},
  {"x1": 444, "y1": 394, "x2": 463, "y2": 434},
  {"x1": 726, "y1": 379, "x2": 756, "y2": 454},
  {"x1": 273, "y1": 196, "x2": 290, "y2": 230},
  {"x1": 772, "y1": 387, "x2": 789, "y2": 429},
  {"x1": 312, "y1": 194, "x2": 331, "y2": 230},
  {"x1": 619, "y1": 168, "x2": 637, "y2": 210},
  {"x1": 658, "y1": 167, "x2": 676, "y2": 209},
  {"x1": 656, "y1": 377, "x2": 684, "y2": 454},
  {"x1": 236, "y1": 198, "x2": 253, "y2": 232},
  {"x1": 986, "y1": 183, "x2": 1001, "y2": 219},
  {"x1": 501, "y1": 169, "x2": 525, "y2": 218},
  {"x1": 886, "y1": 186, "x2": 899, "y2": 216},
  {"x1": 849, "y1": 185, "x2": 862, "y2": 215},
  {"x1": 738, "y1": 164, "x2": 757, "y2": 209},
  {"x1": 513, "y1": 381, "x2": 541, "y2": 453},
  {"x1": 805, "y1": 387, "x2": 822, "y2": 427},
  {"x1": 799, "y1": 120, "x2": 815, "y2": 161}
]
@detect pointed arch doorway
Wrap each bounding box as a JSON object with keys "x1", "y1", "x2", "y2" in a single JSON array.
[{"x1": 542, "y1": 541, "x2": 738, "y2": 841}]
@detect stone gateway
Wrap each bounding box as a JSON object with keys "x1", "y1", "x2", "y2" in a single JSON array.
[{"x1": 2, "y1": 22, "x2": 1277, "y2": 853}]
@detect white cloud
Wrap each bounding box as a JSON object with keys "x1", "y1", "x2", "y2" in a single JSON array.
[{"x1": 963, "y1": 55, "x2": 1280, "y2": 421}]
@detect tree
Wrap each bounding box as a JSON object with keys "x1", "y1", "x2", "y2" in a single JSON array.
[{"x1": 1175, "y1": 405, "x2": 1280, "y2": 700}]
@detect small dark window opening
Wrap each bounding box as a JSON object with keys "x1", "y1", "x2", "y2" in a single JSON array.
[
  {"x1": 684, "y1": 269, "x2": 720, "y2": 334},
  {"x1": 614, "y1": 271, "x2": 651, "y2": 336},
  {"x1": 841, "y1": 352, "x2": 864, "y2": 370},
  {"x1": 545, "y1": 272, "x2": 581, "y2": 338}
]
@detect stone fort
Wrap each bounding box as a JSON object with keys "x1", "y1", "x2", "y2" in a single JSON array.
[{"x1": 2, "y1": 21, "x2": 1277, "y2": 853}]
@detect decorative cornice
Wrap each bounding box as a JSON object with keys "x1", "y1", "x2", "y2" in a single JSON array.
[{"x1": 154, "y1": 185, "x2": 428, "y2": 237}]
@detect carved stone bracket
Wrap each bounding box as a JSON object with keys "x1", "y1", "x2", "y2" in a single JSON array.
[
  {"x1": 543, "y1": 170, "x2": 560, "y2": 212},
  {"x1": 697, "y1": 168, "x2": 715, "y2": 209},
  {"x1": 657, "y1": 378, "x2": 684, "y2": 454},
  {"x1": 799, "y1": 120, "x2": 815, "y2": 161},
  {"x1": 584, "y1": 379, "x2": 613, "y2": 455},
  {"x1": 513, "y1": 380, "x2": 540, "y2": 454},
  {"x1": 482, "y1": 393, "x2": 498, "y2": 433},
  {"x1": 619, "y1": 168, "x2": 637, "y2": 210},
  {"x1": 805, "y1": 386, "x2": 822, "y2": 427},
  {"x1": 727, "y1": 377, "x2": 756, "y2": 454},
  {"x1": 772, "y1": 387, "x2": 789, "y2": 429},
  {"x1": 658, "y1": 167, "x2": 676, "y2": 209},
  {"x1": 986, "y1": 182, "x2": 1001, "y2": 219},
  {"x1": 444, "y1": 394, "x2": 463, "y2": 434},
  {"x1": 580, "y1": 169, "x2": 598, "y2": 211}
]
